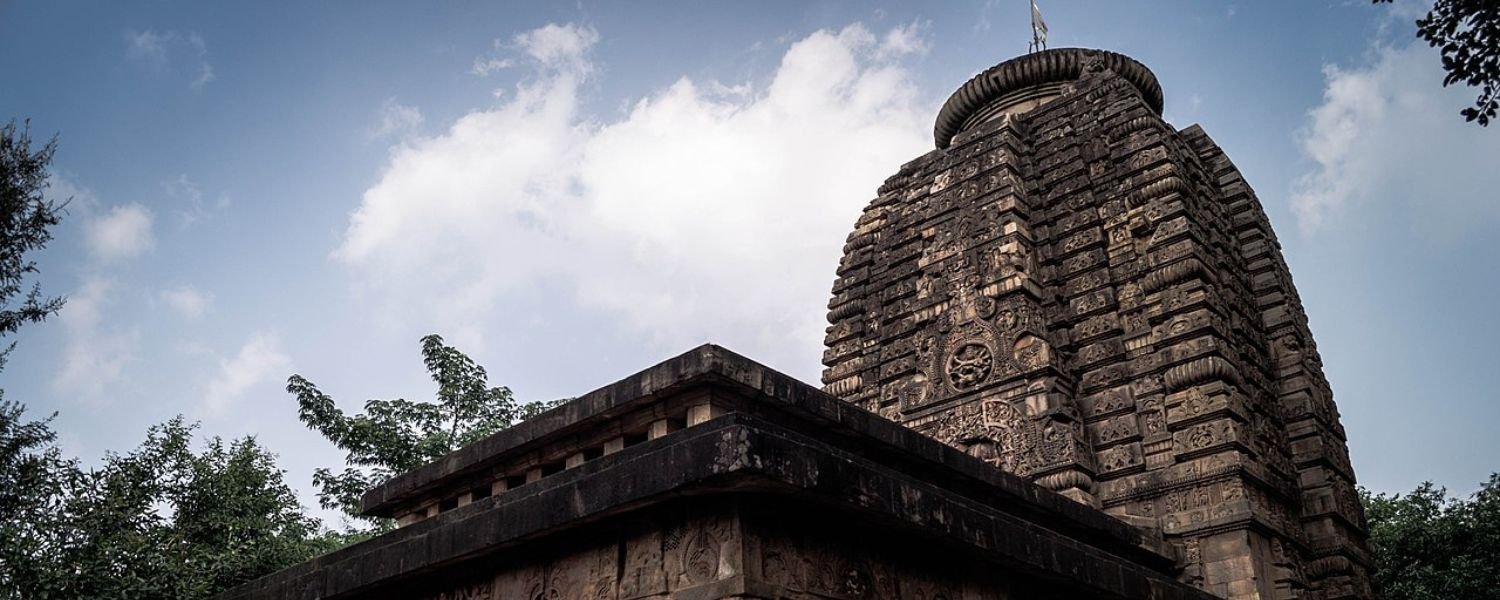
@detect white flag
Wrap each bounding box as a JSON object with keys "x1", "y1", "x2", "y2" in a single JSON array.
[{"x1": 1031, "y1": 0, "x2": 1048, "y2": 42}]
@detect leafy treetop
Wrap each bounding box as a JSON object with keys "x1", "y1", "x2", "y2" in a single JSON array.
[
  {"x1": 287, "y1": 334, "x2": 559, "y2": 532},
  {"x1": 0, "y1": 121, "x2": 65, "y2": 365},
  {"x1": 1362, "y1": 474, "x2": 1500, "y2": 600},
  {"x1": 1377, "y1": 0, "x2": 1500, "y2": 126}
]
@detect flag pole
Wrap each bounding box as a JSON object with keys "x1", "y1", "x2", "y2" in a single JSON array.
[{"x1": 1029, "y1": 0, "x2": 1048, "y2": 53}]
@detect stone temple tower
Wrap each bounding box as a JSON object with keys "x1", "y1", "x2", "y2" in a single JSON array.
[{"x1": 823, "y1": 48, "x2": 1374, "y2": 600}]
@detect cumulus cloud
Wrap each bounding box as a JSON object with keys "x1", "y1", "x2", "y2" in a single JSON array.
[
  {"x1": 339, "y1": 23, "x2": 931, "y2": 373},
  {"x1": 1291, "y1": 41, "x2": 1500, "y2": 235},
  {"x1": 51, "y1": 277, "x2": 138, "y2": 402},
  {"x1": 124, "y1": 29, "x2": 214, "y2": 90},
  {"x1": 159, "y1": 284, "x2": 213, "y2": 320},
  {"x1": 86, "y1": 203, "x2": 154, "y2": 261},
  {"x1": 202, "y1": 332, "x2": 292, "y2": 415}
]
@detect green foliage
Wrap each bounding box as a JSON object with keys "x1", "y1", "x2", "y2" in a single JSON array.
[
  {"x1": 0, "y1": 120, "x2": 65, "y2": 364},
  {"x1": 0, "y1": 401, "x2": 77, "y2": 597},
  {"x1": 1376, "y1": 0, "x2": 1500, "y2": 125},
  {"x1": 1361, "y1": 474, "x2": 1500, "y2": 600},
  {"x1": 0, "y1": 412, "x2": 332, "y2": 599},
  {"x1": 289, "y1": 334, "x2": 557, "y2": 533}
]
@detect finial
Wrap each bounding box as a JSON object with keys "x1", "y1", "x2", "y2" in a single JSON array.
[{"x1": 1029, "y1": 0, "x2": 1048, "y2": 53}]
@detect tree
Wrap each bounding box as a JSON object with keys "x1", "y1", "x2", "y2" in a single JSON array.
[
  {"x1": 0, "y1": 120, "x2": 70, "y2": 598},
  {"x1": 1376, "y1": 0, "x2": 1500, "y2": 126},
  {"x1": 1360, "y1": 474, "x2": 1500, "y2": 600},
  {"x1": 155, "y1": 423, "x2": 333, "y2": 596},
  {"x1": 288, "y1": 334, "x2": 559, "y2": 535},
  {"x1": 0, "y1": 402, "x2": 77, "y2": 597},
  {"x1": 0, "y1": 120, "x2": 65, "y2": 362},
  {"x1": 0, "y1": 415, "x2": 333, "y2": 600}
]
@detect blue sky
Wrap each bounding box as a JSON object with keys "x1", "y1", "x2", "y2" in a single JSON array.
[{"x1": 3, "y1": 1, "x2": 1497, "y2": 525}]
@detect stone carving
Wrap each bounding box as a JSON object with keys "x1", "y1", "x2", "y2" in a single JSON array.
[
  {"x1": 1012, "y1": 335, "x2": 1050, "y2": 372},
  {"x1": 662, "y1": 514, "x2": 736, "y2": 592},
  {"x1": 682, "y1": 529, "x2": 719, "y2": 586},
  {"x1": 932, "y1": 398, "x2": 1039, "y2": 476},
  {"x1": 618, "y1": 530, "x2": 664, "y2": 599},
  {"x1": 824, "y1": 47, "x2": 1372, "y2": 598},
  {"x1": 945, "y1": 342, "x2": 993, "y2": 389}
]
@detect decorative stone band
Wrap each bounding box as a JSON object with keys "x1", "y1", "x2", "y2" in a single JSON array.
[
  {"x1": 828, "y1": 299, "x2": 863, "y2": 321},
  {"x1": 1306, "y1": 555, "x2": 1355, "y2": 580},
  {"x1": 1127, "y1": 174, "x2": 1192, "y2": 208},
  {"x1": 1113, "y1": 115, "x2": 1162, "y2": 138},
  {"x1": 1035, "y1": 469, "x2": 1097, "y2": 495},
  {"x1": 1141, "y1": 258, "x2": 1212, "y2": 295},
  {"x1": 824, "y1": 374, "x2": 861, "y2": 396},
  {"x1": 933, "y1": 48, "x2": 1165, "y2": 149},
  {"x1": 1164, "y1": 356, "x2": 1242, "y2": 393}
]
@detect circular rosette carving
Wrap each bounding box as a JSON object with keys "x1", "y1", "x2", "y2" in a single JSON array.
[{"x1": 945, "y1": 342, "x2": 994, "y2": 389}]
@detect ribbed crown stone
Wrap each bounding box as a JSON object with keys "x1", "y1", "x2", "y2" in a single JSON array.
[{"x1": 933, "y1": 48, "x2": 1164, "y2": 148}]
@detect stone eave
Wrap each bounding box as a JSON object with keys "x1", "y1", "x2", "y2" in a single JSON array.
[
  {"x1": 219, "y1": 413, "x2": 1214, "y2": 600},
  {"x1": 359, "y1": 345, "x2": 1163, "y2": 560}
]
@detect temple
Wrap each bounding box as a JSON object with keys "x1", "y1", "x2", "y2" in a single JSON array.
[{"x1": 218, "y1": 48, "x2": 1372, "y2": 600}]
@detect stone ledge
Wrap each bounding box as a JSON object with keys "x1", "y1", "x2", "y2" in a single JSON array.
[
  {"x1": 220, "y1": 413, "x2": 1214, "y2": 600},
  {"x1": 360, "y1": 344, "x2": 1168, "y2": 565}
]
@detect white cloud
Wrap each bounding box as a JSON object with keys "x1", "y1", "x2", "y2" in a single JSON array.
[
  {"x1": 186, "y1": 33, "x2": 215, "y2": 90},
  {"x1": 86, "y1": 203, "x2": 154, "y2": 261},
  {"x1": 515, "y1": 23, "x2": 600, "y2": 70},
  {"x1": 44, "y1": 173, "x2": 97, "y2": 208},
  {"x1": 877, "y1": 21, "x2": 929, "y2": 59},
  {"x1": 1291, "y1": 41, "x2": 1500, "y2": 235},
  {"x1": 125, "y1": 30, "x2": 171, "y2": 68},
  {"x1": 369, "y1": 98, "x2": 425, "y2": 140},
  {"x1": 51, "y1": 277, "x2": 138, "y2": 402},
  {"x1": 471, "y1": 56, "x2": 514, "y2": 77},
  {"x1": 124, "y1": 29, "x2": 214, "y2": 91},
  {"x1": 338, "y1": 23, "x2": 931, "y2": 374},
  {"x1": 163, "y1": 174, "x2": 228, "y2": 228},
  {"x1": 159, "y1": 284, "x2": 213, "y2": 320},
  {"x1": 974, "y1": 0, "x2": 1001, "y2": 33},
  {"x1": 471, "y1": 23, "x2": 599, "y2": 76},
  {"x1": 202, "y1": 332, "x2": 292, "y2": 415}
]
